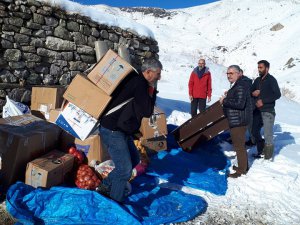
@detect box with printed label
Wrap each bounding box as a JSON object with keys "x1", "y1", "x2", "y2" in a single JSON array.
[
  {"x1": 31, "y1": 86, "x2": 65, "y2": 119},
  {"x1": 87, "y1": 49, "x2": 135, "y2": 95},
  {"x1": 59, "y1": 132, "x2": 110, "y2": 164},
  {"x1": 63, "y1": 74, "x2": 111, "y2": 119},
  {"x1": 25, "y1": 150, "x2": 74, "y2": 188},
  {"x1": 55, "y1": 102, "x2": 98, "y2": 141},
  {"x1": 140, "y1": 107, "x2": 168, "y2": 139},
  {"x1": 0, "y1": 115, "x2": 61, "y2": 188}
]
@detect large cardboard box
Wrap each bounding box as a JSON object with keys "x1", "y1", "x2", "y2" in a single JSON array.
[
  {"x1": 25, "y1": 150, "x2": 74, "y2": 188},
  {"x1": 0, "y1": 115, "x2": 61, "y2": 188},
  {"x1": 59, "y1": 131, "x2": 110, "y2": 164},
  {"x1": 55, "y1": 102, "x2": 98, "y2": 141},
  {"x1": 63, "y1": 75, "x2": 111, "y2": 119},
  {"x1": 140, "y1": 136, "x2": 167, "y2": 152},
  {"x1": 87, "y1": 49, "x2": 135, "y2": 95},
  {"x1": 31, "y1": 86, "x2": 65, "y2": 119},
  {"x1": 140, "y1": 107, "x2": 168, "y2": 139}
]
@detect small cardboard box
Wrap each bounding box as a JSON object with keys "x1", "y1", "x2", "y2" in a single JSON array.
[
  {"x1": 31, "y1": 86, "x2": 65, "y2": 118},
  {"x1": 25, "y1": 150, "x2": 74, "y2": 188},
  {"x1": 59, "y1": 131, "x2": 110, "y2": 164},
  {"x1": 48, "y1": 109, "x2": 61, "y2": 123},
  {"x1": 140, "y1": 136, "x2": 167, "y2": 152},
  {"x1": 63, "y1": 75, "x2": 111, "y2": 119},
  {"x1": 55, "y1": 102, "x2": 98, "y2": 141},
  {"x1": 87, "y1": 49, "x2": 135, "y2": 95},
  {"x1": 0, "y1": 115, "x2": 61, "y2": 188},
  {"x1": 140, "y1": 107, "x2": 168, "y2": 139}
]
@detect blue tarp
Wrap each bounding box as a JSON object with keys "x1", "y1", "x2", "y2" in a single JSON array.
[{"x1": 6, "y1": 125, "x2": 229, "y2": 225}]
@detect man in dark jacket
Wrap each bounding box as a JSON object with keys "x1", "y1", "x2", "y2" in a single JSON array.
[
  {"x1": 240, "y1": 69, "x2": 256, "y2": 146},
  {"x1": 251, "y1": 60, "x2": 281, "y2": 160},
  {"x1": 188, "y1": 59, "x2": 212, "y2": 117},
  {"x1": 97, "y1": 58, "x2": 162, "y2": 202},
  {"x1": 220, "y1": 65, "x2": 252, "y2": 178}
]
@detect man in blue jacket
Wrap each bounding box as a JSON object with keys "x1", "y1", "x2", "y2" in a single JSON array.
[
  {"x1": 251, "y1": 60, "x2": 281, "y2": 160},
  {"x1": 220, "y1": 65, "x2": 252, "y2": 178},
  {"x1": 97, "y1": 58, "x2": 162, "y2": 202}
]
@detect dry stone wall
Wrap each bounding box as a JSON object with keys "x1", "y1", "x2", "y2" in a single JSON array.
[{"x1": 0, "y1": 0, "x2": 159, "y2": 115}]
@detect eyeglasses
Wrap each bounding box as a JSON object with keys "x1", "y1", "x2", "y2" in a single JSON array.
[{"x1": 226, "y1": 71, "x2": 239, "y2": 75}]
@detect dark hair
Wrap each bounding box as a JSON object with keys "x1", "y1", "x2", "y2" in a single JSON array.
[
  {"x1": 258, "y1": 60, "x2": 270, "y2": 68},
  {"x1": 141, "y1": 58, "x2": 163, "y2": 72},
  {"x1": 240, "y1": 69, "x2": 243, "y2": 73}
]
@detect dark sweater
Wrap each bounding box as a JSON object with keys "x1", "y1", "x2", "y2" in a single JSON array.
[
  {"x1": 223, "y1": 78, "x2": 252, "y2": 128},
  {"x1": 100, "y1": 72, "x2": 156, "y2": 134},
  {"x1": 251, "y1": 73, "x2": 281, "y2": 112}
]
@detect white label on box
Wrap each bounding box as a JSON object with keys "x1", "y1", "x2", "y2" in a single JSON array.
[
  {"x1": 39, "y1": 104, "x2": 51, "y2": 114},
  {"x1": 55, "y1": 102, "x2": 98, "y2": 140}
]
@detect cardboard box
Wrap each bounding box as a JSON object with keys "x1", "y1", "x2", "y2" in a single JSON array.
[
  {"x1": 63, "y1": 75, "x2": 111, "y2": 119},
  {"x1": 140, "y1": 136, "x2": 167, "y2": 152},
  {"x1": 140, "y1": 107, "x2": 168, "y2": 139},
  {"x1": 87, "y1": 49, "x2": 135, "y2": 95},
  {"x1": 55, "y1": 102, "x2": 98, "y2": 141},
  {"x1": 25, "y1": 150, "x2": 74, "y2": 188},
  {"x1": 31, "y1": 86, "x2": 65, "y2": 118},
  {"x1": 0, "y1": 115, "x2": 61, "y2": 188},
  {"x1": 59, "y1": 131, "x2": 110, "y2": 164},
  {"x1": 48, "y1": 109, "x2": 61, "y2": 123}
]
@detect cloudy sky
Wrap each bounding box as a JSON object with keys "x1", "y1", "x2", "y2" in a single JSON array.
[{"x1": 74, "y1": 0, "x2": 219, "y2": 9}]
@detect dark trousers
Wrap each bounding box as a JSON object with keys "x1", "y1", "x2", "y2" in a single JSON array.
[
  {"x1": 99, "y1": 126, "x2": 140, "y2": 202},
  {"x1": 191, "y1": 98, "x2": 206, "y2": 117},
  {"x1": 252, "y1": 109, "x2": 264, "y2": 143},
  {"x1": 230, "y1": 126, "x2": 248, "y2": 174}
]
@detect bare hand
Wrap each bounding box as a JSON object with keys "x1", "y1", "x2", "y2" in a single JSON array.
[
  {"x1": 207, "y1": 97, "x2": 211, "y2": 103},
  {"x1": 219, "y1": 95, "x2": 225, "y2": 104},
  {"x1": 256, "y1": 99, "x2": 263, "y2": 108},
  {"x1": 252, "y1": 90, "x2": 260, "y2": 97},
  {"x1": 189, "y1": 96, "x2": 193, "y2": 101}
]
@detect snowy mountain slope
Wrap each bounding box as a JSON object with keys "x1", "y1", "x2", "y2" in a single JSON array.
[{"x1": 94, "y1": 0, "x2": 300, "y2": 102}]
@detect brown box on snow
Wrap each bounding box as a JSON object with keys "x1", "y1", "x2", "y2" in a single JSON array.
[
  {"x1": 63, "y1": 74, "x2": 111, "y2": 119},
  {"x1": 0, "y1": 115, "x2": 61, "y2": 188},
  {"x1": 87, "y1": 49, "x2": 135, "y2": 96},
  {"x1": 25, "y1": 150, "x2": 74, "y2": 188}
]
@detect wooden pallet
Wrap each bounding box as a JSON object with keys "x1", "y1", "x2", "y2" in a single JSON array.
[{"x1": 172, "y1": 101, "x2": 229, "y2": 151}]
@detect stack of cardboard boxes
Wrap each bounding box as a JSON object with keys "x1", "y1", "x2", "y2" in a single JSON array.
[
  {"x1": 22, "y1": 50, "x2": 136, "y2": 188},
  {"x1": 0, "y1": 49, "x2": 168, "y2": 189}
]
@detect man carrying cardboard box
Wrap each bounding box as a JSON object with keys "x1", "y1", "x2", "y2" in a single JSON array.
[{"x1": 96, "y1": 58, "x2": 162, "y2": 203}]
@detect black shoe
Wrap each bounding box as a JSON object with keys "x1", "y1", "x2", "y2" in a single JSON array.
[
  {"x1": 252, "y1": 153, "x2": 263, "y2": 159},
  {"x1": 96, "y1": 184, "x2": 110, "y2": 198},
  {"x1": 227, "y1": 172, "x2": 242, "y2": 178},
  {"x1": 245, "y1": 139, "x2": 255, "y2": 146},
  {"x1": 233, "y1": 165, "x2": 249, "y2": 173}
]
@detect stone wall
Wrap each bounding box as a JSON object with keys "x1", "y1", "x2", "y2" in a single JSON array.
[{"x1": 0, "y1": 0, "x2": 159, "y2": 115}]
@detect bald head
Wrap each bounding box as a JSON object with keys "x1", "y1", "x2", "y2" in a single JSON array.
[{"x1": 198, "y1": 59, "x2": 206, "y2": 69}]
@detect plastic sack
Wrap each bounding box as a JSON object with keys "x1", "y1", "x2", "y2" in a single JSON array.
[
  {"x1": 93, "y1": 160, "x2": 115, "y2": 179},
  {"x1": 2, "y1": 96, "x2": 31, "y2": 118}
]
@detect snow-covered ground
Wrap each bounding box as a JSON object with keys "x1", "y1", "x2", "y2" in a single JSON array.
[{"x1": 37, "y1": 0, "x2": 300, "y2": 224}]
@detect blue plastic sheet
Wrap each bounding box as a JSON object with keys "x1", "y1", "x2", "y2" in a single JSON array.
[{"x1": 7, "y1": 180, "x2": 207, "y2": 225}]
